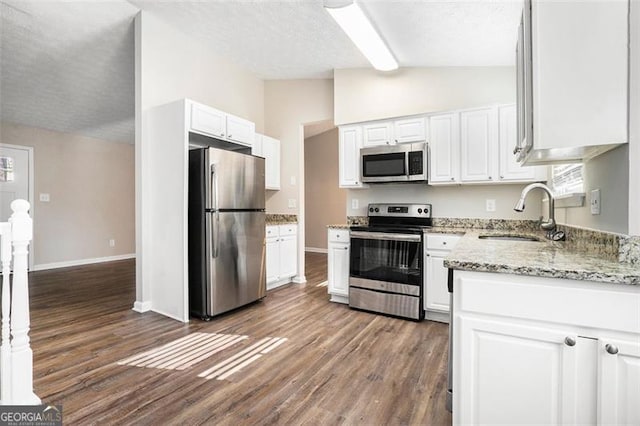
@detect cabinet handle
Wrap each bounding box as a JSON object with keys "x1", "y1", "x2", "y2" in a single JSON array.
[
  {"x1": 228, "y1": 134, "x2": 233, "y2": 138},
  {"x1": 442, "y1": 242, "x2": 447, "y2": 245},
  {"x1": 500, "y1": 175, "x2": 504, "y2": 179},
  {"x1": 395, "y1": 139, "x2": 398, "y2": 143},
  {"x1": 220, "y1": 133, "x2": 225, "y2": 137},
  {"x1": 564, "y1": 336, "x2": 576, "y2": 347},
  {"x1": 450, "y1": 177, "x2": 455, "y2": 181},
  {"x1": 344, "y1": 247, "x2": 348, "y2": 250},
  {"x1": 605, "y1": 343, "x2": 619, "y2": 355},
  {"x1": 488, "y1": 176, "x2": 492, "y2": 180}
]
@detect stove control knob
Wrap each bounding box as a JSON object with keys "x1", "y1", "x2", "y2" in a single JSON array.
[
  {"x1": 369, "y1": 207, "x2": 374, "y2": 213},
  {"x1": 424, "y1": 208, "x2": 429, "y2": 214},
  {"x1": 418, "y1": 208, "x2": 423, "y2": 214},
  {"x1": 375, "y1": 208, "x2": 380, "y2": 213}
]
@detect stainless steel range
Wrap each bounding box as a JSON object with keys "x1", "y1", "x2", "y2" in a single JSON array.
[{"x1": 349, "y1": 203, "x2": 432, "y2": 320}]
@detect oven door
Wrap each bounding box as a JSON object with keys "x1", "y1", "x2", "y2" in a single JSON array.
[{"x1": 349, "y1": 231, "x2": 424, "y2": 319}]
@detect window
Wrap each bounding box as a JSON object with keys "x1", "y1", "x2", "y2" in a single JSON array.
[{"x1": 551, "y1": 163, "x2": 584, "y2": 195}]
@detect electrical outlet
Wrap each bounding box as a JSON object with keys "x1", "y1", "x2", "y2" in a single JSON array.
[
  {"x1": 351, "y1": 199, "x2": 359, "y2": 210},
  {"x1": 590, "y1": 189, "x2": 601, "y2": 215},
  {"x1": 290, "y1": 176, "x2": 296, "y2": 186},
  {"x1": 288, "y1": 199, "x2": 296, "y2": 208},
  {"x1": 109, "y1": 239, "x2": 116, "y2": 247},
  {"x1": 39, "y1": 193, "x2": 50, "y2": 202},
  {"x1": 486, "y1": 199, "x2": 496, "y2": 212}
]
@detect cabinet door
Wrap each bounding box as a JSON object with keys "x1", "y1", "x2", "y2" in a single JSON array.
[
  {"x1": 265, "y1": 237, "x2": 279, "y2": 284},
  {"x1": 428, "y1": 113, "x2": 459, "y2": 183},
  {"x1": 226, "y1": 114, "x2": 255, "y2": 146},
  {"x1": 190, "y1": 103, "x2": 226, "y2": 138},
  {"x1": 339, "y1": 126, "x2": 364, "y2": 187},
  {"x1": 262, "y1": 135, "x2": 281, "y2": 190},
  {"x1": 499, "y1": 105, "x2": 538, "y2": 181},
  {"x1": 598, "y1": 337, "x2": 640, "y2": 425},
  {"x1": 394, "y1": 117, "x2": 426, "y2": 144},
  {"x1": 328, "y1": 242, "x2": 349, "y2": 297},
  {"x1": 279, "y1": 235, "x2": 297, "y2": 279},
  {"x1": 252, "y1": 134, "x2": 263, "y2": 157},
  {"x1": 363, "y1": 122, "x2": 393, "y2": 147},
  {"x1": 424, "y1": 253, "x2": 450, "y2": 312},
  {"x1": 457, "y1": 316, "x2": 582, "y2": 425},
  {"x1": 460, "y1": 107, "x2": 496, "y2": 182}
]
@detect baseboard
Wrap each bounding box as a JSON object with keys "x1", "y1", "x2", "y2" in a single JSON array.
[
  {"x1": 305, "y1": 247, "x2": 328, "y2": 254},
  {"x1": 292, "y1": 275, "x2": 306, "y2": 284},
  {"x1": 132, "y1": 300, "x2": 152, "y2": 313},
  {"x1": 32, "y1": 253, "x2": 136, "y2": 271}
]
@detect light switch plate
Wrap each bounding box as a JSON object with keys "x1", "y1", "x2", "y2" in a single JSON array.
[
  {"x1": 590, "y1": 189, "x2": 601, "y2": 215},
  {"x1": 288, "y1": 199, "x2": 296, "y2": 208},
  {"x1": 290, "y1": 176, "x2": 296, "y2": 186},
  {"x1": 351, "y1": 199, "x2": 359, "y2": 210}
]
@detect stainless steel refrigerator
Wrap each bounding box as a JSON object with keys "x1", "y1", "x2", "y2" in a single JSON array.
[{"x1": 188, "y1": 147, "x2": 266, "y2": 319}]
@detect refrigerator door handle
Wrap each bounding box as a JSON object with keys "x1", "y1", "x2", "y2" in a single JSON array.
[{"x1": 211, "y1": 163, "x2": 220, "y2": 258}]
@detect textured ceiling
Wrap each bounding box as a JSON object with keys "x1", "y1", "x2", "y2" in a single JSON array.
[{"x1": 0, "y1": 0, "x2": 523, "y2": 144}]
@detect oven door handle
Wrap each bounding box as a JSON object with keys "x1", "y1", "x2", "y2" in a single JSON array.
[{"x1": 350, "y1": 231, "x2": 421, "y2": 242}]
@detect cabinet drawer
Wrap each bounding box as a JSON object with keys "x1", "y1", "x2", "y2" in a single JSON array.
[
  {"x1": 328, "y1": 229, "x2": 349, "y2": 243},
  {"x1": 278, "y1": 224, "x2": 297, "y2": 236},
  {"x1": 266, "y1": 226, "x2": 279, "y2": 238},
  {"x1": 426, "y1": 234, "x2": 462, "y2": 250}
]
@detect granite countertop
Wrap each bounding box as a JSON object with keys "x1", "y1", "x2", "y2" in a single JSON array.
[
  {"x1": 327, "y1": 224, "x2": 350, "y2": 229},
  {"x1": 266, "y1": 214, "x2": 298, "y2": 225},
  {"x1": 444, "y1": 230, "x2": 640, "y2": 285}
]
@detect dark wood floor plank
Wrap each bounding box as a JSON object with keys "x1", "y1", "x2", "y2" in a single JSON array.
[{"x1": 25, "y1": 252, "x2": 452, "y2": 425}]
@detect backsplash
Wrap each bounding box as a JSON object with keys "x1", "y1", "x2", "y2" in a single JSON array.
[
  {"x1": 619, "y1": 236, "x2": 640, "y2": 266},
  {"x1": 556, "y1": 224, "x2": 620, "y2": 262},
  {"x1": 431, "y1": 218, "x2": 540, "y2": 232}
]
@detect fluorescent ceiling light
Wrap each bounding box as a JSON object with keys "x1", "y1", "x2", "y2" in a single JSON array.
[{"x1": 325, "y1": 1, "x2": 398, "y2": 71}]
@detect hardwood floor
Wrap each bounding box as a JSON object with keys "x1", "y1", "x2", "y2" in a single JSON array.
[{"x1": 26, "y1": 252, "x2": 452, "y2": 425}]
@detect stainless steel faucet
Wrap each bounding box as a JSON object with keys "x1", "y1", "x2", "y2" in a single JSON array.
[{"x1": 514, "y1": 183, "x2": 556, "y2": 232}]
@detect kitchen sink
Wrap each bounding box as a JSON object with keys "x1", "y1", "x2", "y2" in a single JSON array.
[{"x1": 478, "y1": 234, "x2": 541, "y2": 242}]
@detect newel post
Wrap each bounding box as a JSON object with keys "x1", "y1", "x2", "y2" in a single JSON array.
[
  {"x1": 0, "y1": 222, "x2": 12, "y2": 404},
  {"x1": 9, "y1": 200, "x2": 40, "y2": 405}
]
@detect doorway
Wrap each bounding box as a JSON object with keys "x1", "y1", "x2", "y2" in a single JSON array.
[{"x1": 0, "y1": 143, "x2": 35, "y2": 269}]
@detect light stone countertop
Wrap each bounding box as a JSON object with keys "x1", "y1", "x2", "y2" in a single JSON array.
[
  {"x1": 444, "y1": 230, "x2": 640, "y2": 285},
  {"x1": 326, "y1": 224, "x2": 639, "y2": 285}
]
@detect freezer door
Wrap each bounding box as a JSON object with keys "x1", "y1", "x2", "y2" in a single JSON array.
[
  {"x1": 208, "y1": 211, "x2": 266, "y2": 316},
  {"x1": 208, "y1": 147, "x2": 265, "y2": 210}
]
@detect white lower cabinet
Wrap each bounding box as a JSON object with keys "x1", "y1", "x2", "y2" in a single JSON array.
[
  {"x1": 453, "y1": 270, "x2": 640, "y2": 425},
  {"x1": 424, "y1": 233, "x2": 461, "y2": 321},
  {"x1": 265, "y1": 224, "x2": 297, "y2": 290},
  {"x1": 327, "y1": 229, "x2": 350, "y2": 304}
]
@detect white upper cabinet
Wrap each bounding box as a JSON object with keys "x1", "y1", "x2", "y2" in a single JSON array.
[
  {"x1": 339, "y1": 125, "x2": 366, "y2": 188},
  {"x1": 394, "y1": 117, "x2": 426, "y2": 144},
  {"x1": 226, "y1": 114, "x2": 255, "y2": 147},
  {"x1": 499, "y1": 105, "x2": 546, "y2": 181},
  {"x1": 253, "y1": 134, "x2": 281, "y2": 190},
  {"x1": 362, "y1": 117, "x2": 427, "y2": 147},
  {"x1": 189, "y1": 101, "x2": 255, "y2": 148},
  {"x1": 363, "y1": 122, "x2": 393, "y2": 147},
  {"x1": 190, "y1": 103, "x2": 226, "y2": 139},
  {"x1": 460, "y1": 107, "x2": 496, "y2": 182},
  {"x1": 429, "y1": 113, "x2": 460, "y2": 183},
  {"x1": 517, "y1": 0, "x2": 628, "y2": 164}
]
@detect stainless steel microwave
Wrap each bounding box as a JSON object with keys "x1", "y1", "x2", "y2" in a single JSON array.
[{"x1": 361, "y1": 142, "x2": 428, "y2": 183}]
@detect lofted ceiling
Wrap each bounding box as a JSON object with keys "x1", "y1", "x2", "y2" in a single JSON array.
[{"x1": 0, "y1": 0, "x2": 523, "y2": 144}]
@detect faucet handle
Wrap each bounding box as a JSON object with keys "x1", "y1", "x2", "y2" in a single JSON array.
[{"x1": 535, "y1": 216, "x2": 544, "y2": 227}]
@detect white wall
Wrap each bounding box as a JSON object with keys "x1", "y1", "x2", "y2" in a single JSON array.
[
  {"x1": 135, "y1": 11, "x2": 266, "y2": 310},
  {"x1": 1, "y1": 121, "x2": 135, "y2": 268},
  {"x1": 554, "y1": 145, "x2": 629, "y2": 234},
  {"x1": 334, "y1": 67, "x2": 516, "y2": 125},
  {"x1": 629, "y1": 0, "x2": 639, "y2": 236},
  {"x1": 347, "y1": 184, "x2": 543, "y2": 220}
]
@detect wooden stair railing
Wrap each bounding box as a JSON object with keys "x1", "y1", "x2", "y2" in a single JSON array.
[{"x1": 0, "y1": 200, "x2": 40, "y2": 405}]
